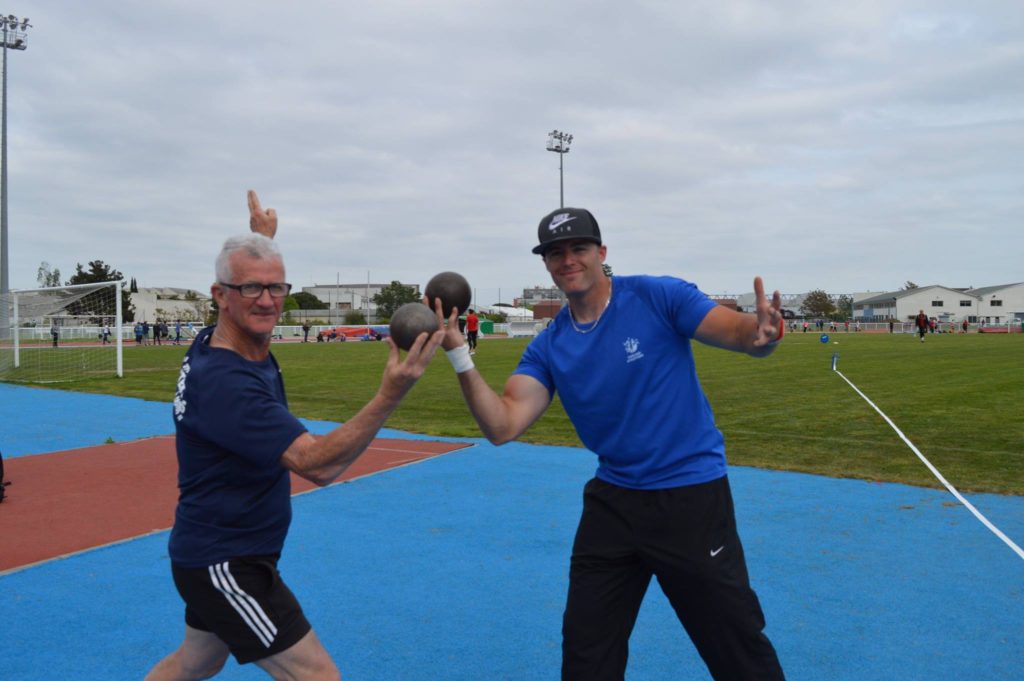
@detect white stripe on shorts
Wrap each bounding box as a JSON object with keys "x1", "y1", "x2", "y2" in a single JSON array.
[{"x1": 208, "y1": 561, "x2": 279, "y2": 648}]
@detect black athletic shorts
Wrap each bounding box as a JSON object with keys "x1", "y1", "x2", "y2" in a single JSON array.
[{"x1": 172, "y1": 555, "x2": 312, "y2": 664}]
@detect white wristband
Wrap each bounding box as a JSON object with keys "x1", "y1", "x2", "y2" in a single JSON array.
[{"x1": 445, "y1": 345, "x2": 475, "y2": 374}]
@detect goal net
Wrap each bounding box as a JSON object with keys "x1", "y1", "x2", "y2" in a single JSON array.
[{"x1": 0, "y1": 281, "x2": 124, "y2": 383}]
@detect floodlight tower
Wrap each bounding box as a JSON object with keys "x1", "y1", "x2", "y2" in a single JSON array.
[
  {"x1": 0, "y1": 13, "x2": 30, "y2": 295},
  {"x1": 546, "y1": 129, "x2": 573, "y2": 208}
]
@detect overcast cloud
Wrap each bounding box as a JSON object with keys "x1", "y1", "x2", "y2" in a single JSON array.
[{"x1": 4, "y1": 0, "x2": 1022, "y2": 304}]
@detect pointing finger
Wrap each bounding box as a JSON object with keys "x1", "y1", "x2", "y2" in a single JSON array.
[{"x1": 248, "y1": 190, "x2": 261, "y2": 216}]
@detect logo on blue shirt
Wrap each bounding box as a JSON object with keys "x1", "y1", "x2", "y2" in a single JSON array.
[{"x1": 623, "y1": 337, "x2": 644, "y2": 363}]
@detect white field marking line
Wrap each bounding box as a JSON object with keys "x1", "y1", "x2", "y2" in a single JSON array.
[
  {"x1": 292, "y1": 442, "x2": 480, "y2": 495},
  {"x1": 366, "y1": 445, "x2": 452, "y2": 455},
  {"x1": 833, "y1": 367, "x2": 1024, "y2": 561}
]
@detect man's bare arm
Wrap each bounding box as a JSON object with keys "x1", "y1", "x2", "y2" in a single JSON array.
[{"x1": 281, "y1": 329, "x2": 444, "y2": 485}]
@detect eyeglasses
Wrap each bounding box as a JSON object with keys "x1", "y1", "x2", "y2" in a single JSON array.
[{"x1": 219, "y1": 282, "x2": 292, "y2": 298}]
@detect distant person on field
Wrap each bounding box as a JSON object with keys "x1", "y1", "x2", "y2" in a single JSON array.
[
  {"x1": 465, "y1": 308, "x2": 479, "y2": 354},
  {"x1": 962, "y1": 319, "x2": 969, "y2": 333},
  {"x1": 302, "y1": 322, "x2": 311, "y2": 342},
  {"x1": 50, "y1": 322, "x2": 59, "y2": 347},
  {"x1": 915, "y1": 309, "x2": 929, "y2": 342},
  {"x1": 102, "y1": 323, "x2": 111, "y2": 345},
  {"x1": 145, "y1": 190, "x2": 444, "y2": 681},
  {"x1": 431, "y1": 206, "x2": 787, "y2": 681},
  {"x1": 175, "y1": 320, "x2": 183, "y2": 345}
]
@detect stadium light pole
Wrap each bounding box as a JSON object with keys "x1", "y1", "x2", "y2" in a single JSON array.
[
  {"x1": 0, "y1": 13, "x2": 30, "y2": 295},
  {"x1": 546, "y1": 130, "x2": 573, "y2": 208}
]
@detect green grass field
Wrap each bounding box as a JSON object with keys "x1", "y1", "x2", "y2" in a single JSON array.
[{"x1": 6, "y1": 331, "x2": 1022, "y2": 495}]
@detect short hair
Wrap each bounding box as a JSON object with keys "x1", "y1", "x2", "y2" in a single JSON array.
[{"x1": 215, "y1": 233, "x2": 283, "y2": 283}]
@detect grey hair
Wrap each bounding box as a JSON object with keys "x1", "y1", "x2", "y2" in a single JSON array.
[{"x1": 215, "y1": 233, "x2": 283, "y2": 283}]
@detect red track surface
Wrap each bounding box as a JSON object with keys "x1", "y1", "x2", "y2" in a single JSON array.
[{"x1": 0, "y1": 436, "x2": 469, "y2": 573}]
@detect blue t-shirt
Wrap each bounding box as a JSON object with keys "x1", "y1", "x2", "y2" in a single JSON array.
[
  {"x1": 514, "y1": 275, "x2": 725, "y2": 490},
  {"x1": 168, "y1": 326, "x2": 307, "y2": 567}
]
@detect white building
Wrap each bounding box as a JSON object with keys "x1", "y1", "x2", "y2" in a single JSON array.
[
  {"x1": 967, "y1": 283, "x2": 1024, "y2": 324},
  {"x1": 130, "y1": 287, "x2": 210, "y2": 323},
  {"x1": 854, "y1": 283, "x2": 1024, "y2": 324},
  {"x1": 301, "y1": 282, "x2": 421, "y2": 322}
]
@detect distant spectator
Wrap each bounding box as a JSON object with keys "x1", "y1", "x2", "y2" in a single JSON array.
[
  {"x1": 466, "y1": 309, "x2": 479, "y2": 355},
  {"x1": 915, "y1": 310, "x2": 929, "y2": 342}
]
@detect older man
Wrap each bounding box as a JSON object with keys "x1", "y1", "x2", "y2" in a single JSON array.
[{"x1": 146, "y1": 191, "x2": 443, "y2": 681}]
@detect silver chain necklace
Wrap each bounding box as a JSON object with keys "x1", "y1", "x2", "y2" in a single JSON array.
[{"x1": 568, "y1": 283, "x2": 612, "y2": 334}]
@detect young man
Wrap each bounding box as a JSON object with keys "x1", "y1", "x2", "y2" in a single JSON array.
[
  {"x1": 146, "y1": 191, "x2": 444, "y2": 681},
  {"x1": 430, "y1": 207, "x2": 786, "y2": 681},
  {"x1": 915, "y1": 309, "x2": 929, "y2": 342},
  {"x1": 465, "y1": 308, "x2": 479, "y2": 354}
]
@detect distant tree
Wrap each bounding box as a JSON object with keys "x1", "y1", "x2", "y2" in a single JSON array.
[
  {"x1": 483, "y1": 311, "x2": 508, "y2": 323},
  {"x1": 280, "y1": 296, "x2": 299, "y2": 325},
  {"x1": 129, "y1": 277, "x2": 139, "y2": 293},
  {"x1": 66, "y1": 260, "x2": 135, "y2": 322},
  {"x1": 291, "y1": 291, "x2": 323, "y2": 309},
  {"x1": 799, "y1": 289, "x2": 835, "y2": 318},
  {"x1": 36, "y1": 261, "x2": 62, "y2": 288},
  {"x1": 344, "y1": 310, "x2": 367, "y2": 325},
  {"x1": 833, "y1": 294, "x2": 853, "y2": 320},
  {"x1": 184, "y1": 290, "x2": 209, "y2": 322},
  {"x1": 901, "y1": 281, "x2": 919, "y2": 290},
  {"x1": 372, "y1": 281, "x2": 420, "y2": 320},
  {"x1": 207, "y1": 296, "x2": 219, "y2": 325}
]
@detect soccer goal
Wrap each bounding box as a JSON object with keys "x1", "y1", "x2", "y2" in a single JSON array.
[{"x1": 0, "y1": 280, "x2": 124, "y2": 383}]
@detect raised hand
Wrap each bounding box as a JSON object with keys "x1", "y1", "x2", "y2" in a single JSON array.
[
  {"x1": 248, "y1": 189, "x2": 278, "y2": 239},
  {"x1": 752, "y1": 276, "x2": 784, "y2": 347},
  {"x1": 378, "y1": 327, "x2": 445, "y2": 403},
  {"x1": 426, "y1": 296, "x2": 466, "y2": 351}
]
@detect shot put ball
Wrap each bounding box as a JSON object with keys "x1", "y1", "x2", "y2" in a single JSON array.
[
  {"x1": 424, "y1": 271, "x2": 472, "y2": 319},
  {"x1": 390, "y1": 302, "x2": 440, "y2": 351}
]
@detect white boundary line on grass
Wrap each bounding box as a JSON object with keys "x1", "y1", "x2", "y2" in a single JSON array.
[{"x1": 832, "y1": 361, "x2": 1023, "y2": 561}]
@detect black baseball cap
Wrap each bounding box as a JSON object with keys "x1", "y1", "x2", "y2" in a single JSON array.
[{"x1": 532, "y1": 207, "x2": 602, "y2": 255}]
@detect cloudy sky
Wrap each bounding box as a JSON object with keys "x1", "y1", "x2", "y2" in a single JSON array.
[{"x1": 4, "y1": 0, "x2": 1022, "y2": 305}]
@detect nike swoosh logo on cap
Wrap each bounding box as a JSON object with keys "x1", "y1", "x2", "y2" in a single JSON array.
[{"x1": 549, "y1": 214, "x2": 577, "y2": 232}]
